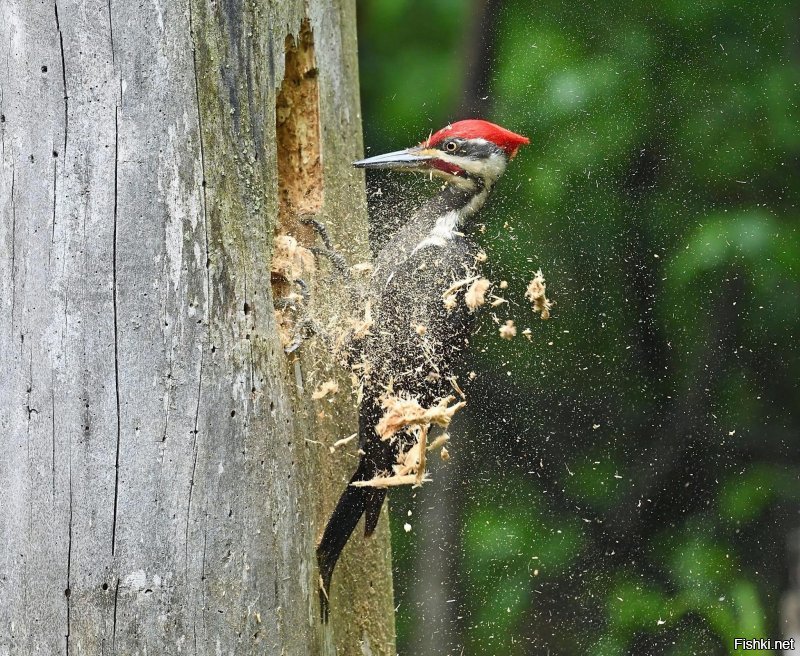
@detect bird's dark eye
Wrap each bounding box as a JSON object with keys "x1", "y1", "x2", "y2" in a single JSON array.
[{"x1": 445, "y1": 141, "x2": 457, "y2": 152}]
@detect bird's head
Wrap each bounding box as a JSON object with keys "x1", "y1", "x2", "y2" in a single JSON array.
[{"x1": 354, "y1": 119, "x2": 529, "y2": 188}]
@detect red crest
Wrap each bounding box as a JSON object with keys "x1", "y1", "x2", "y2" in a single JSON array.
[{"x1": 424, "y1": 119, "x2": 530, "y2": 157}]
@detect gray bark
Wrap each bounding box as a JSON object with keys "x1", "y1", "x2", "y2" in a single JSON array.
[{"x1": 0, "y1": 0, "x2": 394, "y2": 654}]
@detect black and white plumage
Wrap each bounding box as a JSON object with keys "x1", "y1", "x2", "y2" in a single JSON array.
[{"x1": 316, "y1": 120, "x2": 529, "y2": 620}]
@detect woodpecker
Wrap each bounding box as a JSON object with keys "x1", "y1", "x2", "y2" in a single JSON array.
[{"x1": 316, "y1": 119, "x2": 529, "y2": 620}]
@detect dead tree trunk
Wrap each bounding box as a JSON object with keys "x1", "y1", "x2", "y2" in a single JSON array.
[{"x1": 0, "y1": 1, "x2": 394, "y2": 654}]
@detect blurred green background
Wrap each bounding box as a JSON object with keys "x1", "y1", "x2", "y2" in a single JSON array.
[{"x1": 355, "y1": 1, "x2": 799, "y2": 655}]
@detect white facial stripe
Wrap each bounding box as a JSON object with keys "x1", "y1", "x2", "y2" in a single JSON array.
[
  {"x1": 435, "y1": 147, "x2": 507, "y2": 183},
  {"x1": 427, "y1": 168, "x2": 477, "y2": 190}
]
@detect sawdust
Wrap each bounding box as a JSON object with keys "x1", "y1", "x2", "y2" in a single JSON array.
[
  {"x1": 311, "y1": 380, "x2": 339, "y2": 399},
  {"x1": 271, "y1": 235, "x2": 316, "y2": 348},
  {"x1": 376, "y1": 394, "x2": 465, "y2": 441},
  {"x1": 442, "y1": 274, "x2": 480, "y2": 299},
  {"x1": 449, "y1": 376, "x2": 466, "y2": 400},
  {"x1": 351, "y1": 262, "x2": 374, "y2": 274},
  {"x1": 499, "y1": 319, "x2": 517, "y2": 340},
  {"x1": 329, "y1": 433, "x2": 357, "y2": 453},
  {"x1": 351, "y1": 473, "x2": 432, "y2": 488},
  {"x1": 272, "y1": 235, "x2": 315, "y2": 283},
  {"x1": 350, "y1": 394, "x2": 465, "y2": 489},
  {"x1": 525, "y1": 269, "x2": 552, "y2": 320},
  {"x1": 348, "y1": 300, "x2": 374, "y2": 339},
  {"x1": 426, "y1": 434, "x2": 450, "y2": 452},
  {"x1": 441, "y1": 274, "x2": 480, "y2": 313},
  {"x1": 465, "y1": 278, "x2": 491, "y2": 311}
]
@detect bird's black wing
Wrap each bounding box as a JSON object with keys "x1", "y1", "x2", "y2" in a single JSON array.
[{"x1": 316, "y1": 235, "x2": 480, "y2": 620}]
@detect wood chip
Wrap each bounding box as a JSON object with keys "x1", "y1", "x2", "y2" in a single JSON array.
[
  {"x1": 499, "y1": 319, "x2": 517, "y2": 340},
  {"x1": 376, "y1": 394, "x2": 465, "y2": 441},
  {"x1": 525, "y1": 270, "x2": 552, "y2": 319},
  {"x1": 351, "y1": 473, "x2": 431, "y2": 488},
  {"x1": 349, "y1": 300, "x2": 374, "y2": 338},
  {"x1": 427, "y1": 434, "x2": 450, "y2": 452},
  {"x1": 311, "y1": 380, "x2": 339, "y2": 400},
  {"x1": 329, "y1": 433, "x2": 357, "y2": 453},
  {"x1": 350, "y1": 262, "x2": 374, "y2": 274},
  {"x1": 465, "y1": 278, "x2": 491, "y2": 311}
]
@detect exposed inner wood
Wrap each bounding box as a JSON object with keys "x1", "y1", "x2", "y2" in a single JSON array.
[
  {"x1": 276, "y1": 19, "x2": 321, "y2": 234},
  {"x1": 272, "y1": 19, "x2": 322, "y2": 344}
]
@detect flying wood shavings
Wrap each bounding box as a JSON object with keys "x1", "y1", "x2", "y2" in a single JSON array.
[
  {"x1": 415, "y1": 426, "x2": 429, "y2": 484},
  {"x1": 329, "y1": 433, "x2": 357, "y2": 453},
  {"x1": 349, "y1": 300, "x2": 373, "y2": 339},
  {"x1": 465, "y1": 278, "x2": 491, "y2": 311},
  {"x1": 499, "y1": 319, "x2": 517, "y2": 340},
  {"x1": 350, "y1": 262, "x2": 373, "y2": 274},
  {"x1": 427, "y1": 434, "x2": 450, "y2": 452},
  {"x1": 376, "y1": 394, "x2": 466, "y2": 441},
  {"x1": 360, "y1": 395, "x2": 466, "y2": 487},
  {"x1": 525, "y1": 270, "x2": 552, "y2": 319},
  {"x1": 399, "y1": 442, "x2": 421, "y2": 475},
  {"x1": 442, "y1": 274, "x2": 480, "y2": 313},
  {"x1": 449, "y1": 376, "x2": 466, "y2": 399},
  {"x1": 311, "y1": 380, "x2": 339, "y2": 399},
  {"x1": 442, "y1": 274, "x2": 480, "y2": 299},
  {"x1": 282, "y1": 292, "x2": 305, "y2": 305},
  {"x1": 351, "y1": 473, "x2": 432, "y2": 488}
]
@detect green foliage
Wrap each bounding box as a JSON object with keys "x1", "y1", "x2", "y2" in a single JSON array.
[
  {"x1": 357, "y1": 0, "x2": 800, "y2": 653},
  {"x1": 462, "y1": 484, "x2": 585, "y2": 652}
]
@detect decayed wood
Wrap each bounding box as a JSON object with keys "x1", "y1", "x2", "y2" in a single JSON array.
[{"x1": 0, "y1": 0, "x2": 394, "y2": 653}]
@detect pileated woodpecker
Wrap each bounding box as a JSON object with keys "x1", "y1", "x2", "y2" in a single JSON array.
[{"x1": 316, "y1": 120, "x2": 529, "y2": 619}]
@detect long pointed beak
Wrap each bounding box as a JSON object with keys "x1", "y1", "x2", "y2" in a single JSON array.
[{"x1": 353, "y1": 147, "x2": 432, "y2": 170}]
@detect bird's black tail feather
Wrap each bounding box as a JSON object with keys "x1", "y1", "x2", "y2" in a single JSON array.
[
  {"x1": 316, "y1": 459, "x2": 387, "y2": 621},
  {"x1": 364, "y1": 488, "x2": 387, "y2": 537},
  {"x1": 317, "y1": 396, "x2": 394, "y2": 621}
]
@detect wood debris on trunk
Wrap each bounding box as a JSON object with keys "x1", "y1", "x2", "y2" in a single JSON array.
[{"x1": 311, "y1": 380, "x2": 339, "y2": 399}]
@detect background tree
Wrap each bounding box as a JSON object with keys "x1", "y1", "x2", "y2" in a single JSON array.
[
  {"x1": 0, "y1": 1, "x2": 393, "y2": 654},
  {"x1": 357, "y1": 1, "x2": 800, "y2": 654}
]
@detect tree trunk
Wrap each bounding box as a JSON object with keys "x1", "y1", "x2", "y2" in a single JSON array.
[{"x1": 0, "y1": 1, "x2": 394, "y2": 654}]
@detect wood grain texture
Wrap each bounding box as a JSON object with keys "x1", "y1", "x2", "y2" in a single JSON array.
[{"x1": 0, "y1": 0, "x2": 394, "y2": 653}]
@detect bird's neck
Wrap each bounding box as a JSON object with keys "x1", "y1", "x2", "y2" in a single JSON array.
[{"x1": 415, "y1": 180, "x2": 492, "y2": 240}]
